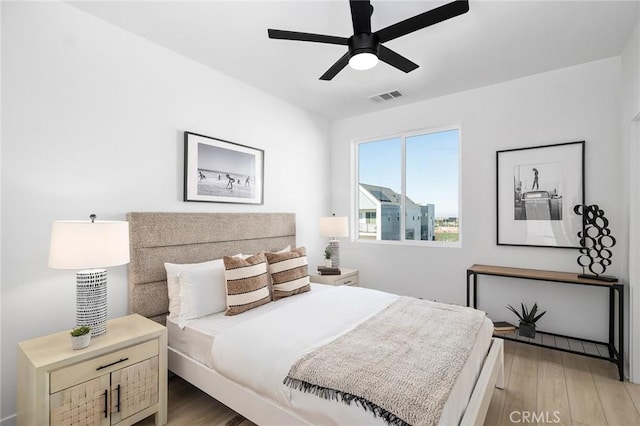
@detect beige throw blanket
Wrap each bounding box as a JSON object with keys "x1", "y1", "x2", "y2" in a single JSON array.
[{"x1": 284, "y1": 297, "x2": 486, "y2": 426}]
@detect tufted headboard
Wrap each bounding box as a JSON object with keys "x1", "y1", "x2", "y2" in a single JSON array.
[{"x1": 127, "y1": 212, "x2": 296, "y2": 323}]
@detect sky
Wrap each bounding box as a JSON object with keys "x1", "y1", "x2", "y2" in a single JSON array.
[
  {"x1": 358, "y1": 129, "x2": 459, "y2": 218},
  {"x1": 198, "y1": 142, "x2": 255, "y2": 176}
]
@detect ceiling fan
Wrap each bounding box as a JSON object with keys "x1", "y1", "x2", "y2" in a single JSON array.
[{"x1": 267, "y1": 0, "x2": 469, "y2": 81}]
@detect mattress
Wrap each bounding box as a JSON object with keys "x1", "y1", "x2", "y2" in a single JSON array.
[
  {"x1": 167, "y1": 283, "x2": 334, "y2": 367},
  {"x1": 168, "y1": 284, "x2": 493, "y2": 425}
]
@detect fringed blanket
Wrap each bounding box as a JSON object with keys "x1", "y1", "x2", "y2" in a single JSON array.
[{"x1": 284, "y1": 297, "x2": 486, "y2": 426}]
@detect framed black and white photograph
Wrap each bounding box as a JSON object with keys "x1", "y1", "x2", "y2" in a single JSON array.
[
  {"x1": 497, "y1": 141, "x2": 584, "y2": 248},
  {"x1": 184, "y1": 132, "x2": 264, "y2": 204}
]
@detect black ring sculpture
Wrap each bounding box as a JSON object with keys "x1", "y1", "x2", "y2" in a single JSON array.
[{"x1": 573, "y1": 204, "x2": 617, "y2": 281}]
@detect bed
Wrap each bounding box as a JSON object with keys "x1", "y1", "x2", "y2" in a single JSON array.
[{"x1": 127, "y1": 212, "x2": 504, "y2": 426}]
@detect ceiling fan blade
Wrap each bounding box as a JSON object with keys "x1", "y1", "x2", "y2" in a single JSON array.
[
  {"x1": 375, "y1": 0, "x2": 469, "y2": 43},
  {"x1": 349, "y1": 0, "x2": 372, "y2": 34},
  {"x1": 268, "y1": 29, "x2": 348, "y2": 46},
  {"x1": 319, "y1": 52, "x2": 350, "y2": 81},
  {"x1": 378, "y1": 45, "x2": 419, "y2": 73}
]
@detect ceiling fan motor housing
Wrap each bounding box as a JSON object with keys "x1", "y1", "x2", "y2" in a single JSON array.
[{"x1": 348, "y1": 33, "x2": 380, "y2": 58}]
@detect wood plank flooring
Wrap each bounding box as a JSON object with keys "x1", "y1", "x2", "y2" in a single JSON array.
[
  {"x1": 137, "y1": 340, "x2": 640, "y2": 425},
  {"x1": 134, "y1": 376, "x2": 255, "y2": 426},
  {"x1": 486, "y1": 340, "x2": 640, "y2": 426}
]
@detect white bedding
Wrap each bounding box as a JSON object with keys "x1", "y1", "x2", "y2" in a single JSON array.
[
  {"x1": 167, "y1": 284, "x2": 334, "y2": 367},
  {"x1": 168, "y1": 284, "x2": 493, "y2": 425}
]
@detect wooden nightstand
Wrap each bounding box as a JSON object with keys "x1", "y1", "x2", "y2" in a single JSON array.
[
  {"x1": 17, "y1": 314, "x2": 167, "y2": 426},
  {"x1": 310, "y1": 268, "x2": 359, "y2": 287}
]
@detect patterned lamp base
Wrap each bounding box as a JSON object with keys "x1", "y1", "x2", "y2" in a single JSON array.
[
  {"x1": 76, "y1": 269, "x2": 107, "y2": 337},
  {"x1": 329, "y1": 240, "x2": 341, "y2": 268}
]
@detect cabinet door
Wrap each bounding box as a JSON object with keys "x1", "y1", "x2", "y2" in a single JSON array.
[
  {"x1": 50, "y1": 374, "x2": 110, "y2": 426},
  {"x1": 110, "y1": 356, "x2": 159, "y2": 425}
]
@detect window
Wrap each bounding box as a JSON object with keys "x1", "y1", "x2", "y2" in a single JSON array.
[{"x1": 355, "y1": 127, "x2": 460, "y2": 245}]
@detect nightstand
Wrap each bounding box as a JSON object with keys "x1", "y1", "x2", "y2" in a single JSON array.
[
  {"x1": 310, "y1": 268, "x2": 359, "y2": 287},
  {"x1": 17, "y1": 314, "x2": 167, "y2": 426}
]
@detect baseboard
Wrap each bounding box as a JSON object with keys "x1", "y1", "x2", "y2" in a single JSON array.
[{"x1": 0, "y1": 414, "x2": 16, "y2": 426}]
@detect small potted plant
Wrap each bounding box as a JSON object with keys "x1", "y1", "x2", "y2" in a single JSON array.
[
  {"x1": 70, "y1": 326, "x2": 91, "y2": 350},
  {"x1": 506, "y1": 302, "x2": 546, "y2": 338},
  {"x1": 324, "y1": 247, "x2": 333, "y2": 267}
]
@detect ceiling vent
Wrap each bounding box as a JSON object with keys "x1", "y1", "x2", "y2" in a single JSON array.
[{"x1": 368, "y1": 90, "x2": 405, "y2": 103}]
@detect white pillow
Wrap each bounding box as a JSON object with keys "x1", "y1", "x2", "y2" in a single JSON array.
[
  {"x1": 176, "y1": 260, "x2": 228, "y2": 328},
  {"x1": 164, "y1": 257, "x2": 237, "y2": 319}
]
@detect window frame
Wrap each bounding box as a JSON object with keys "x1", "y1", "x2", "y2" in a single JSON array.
[{"x1": 351, "y1": 124, "x2": 462, "y2": 248}]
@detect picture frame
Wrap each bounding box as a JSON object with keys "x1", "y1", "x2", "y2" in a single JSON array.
[
  {"x1": 496, "y1": 141, "x2": 585, "y2": 248},
  {"x1": 184, "y1": 132, "x2": 264, "y2": 204}
]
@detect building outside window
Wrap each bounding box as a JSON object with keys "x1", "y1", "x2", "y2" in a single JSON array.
[{"x1": 354, "y1": 127, "x2": 460, "y2": 245}]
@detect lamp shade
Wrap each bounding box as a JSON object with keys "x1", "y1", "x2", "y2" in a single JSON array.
[
  {"x1": 48, "y1": 220, "x2": 130, "y2": 269},
  {"x1": 319, "y1": 216, "x2": 349, "y2": 238}
]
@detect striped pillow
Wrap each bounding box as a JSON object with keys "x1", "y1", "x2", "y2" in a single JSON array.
[
  {"x1": 223, "y1": 252, "x2": 271, "y2": 315},
  {"x1": 265, "y1": 247, "x2": 311, "y2": 300}
]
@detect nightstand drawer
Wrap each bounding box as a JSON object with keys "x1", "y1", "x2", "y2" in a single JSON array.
[
  {"x1": 335, "y1": 275, "x2": 359, "y2": 287},
  {"x1": 310, "y1": 268, "x2": 359, "y2": 286},
  {"x1": 50, "y1": 339, "x2": 158, "y2": 393}
]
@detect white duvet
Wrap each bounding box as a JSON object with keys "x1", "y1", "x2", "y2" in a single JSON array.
[{"x1": 210, "y1": 285, "x2": 493, "y2": 425}]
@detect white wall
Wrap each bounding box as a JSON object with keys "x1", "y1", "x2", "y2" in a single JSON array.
[
  {"x1": 332, "y1": 58, "x2": 624, "y2": 344},
  {"x1": 622, "y1": 16, "x2": 640, "y2": 382},
  {"x1": 0, "y1": 1, "x2": 330, "y2": 422},
  {"x1": 0, "y1": 0, "x2": 4, "y2": 421},
  {"x1": 622, "y1": 19, "x2": 640, "y2": 121}
]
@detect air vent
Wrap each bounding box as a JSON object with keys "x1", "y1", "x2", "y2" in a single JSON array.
[{"x1": 368, "y1": 90, "x2": 405, "y2": 103}]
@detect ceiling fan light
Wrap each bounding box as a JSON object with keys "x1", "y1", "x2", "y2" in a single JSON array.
[{"x1": 349, "y1": 52, "x2": 378, "y2": 70}]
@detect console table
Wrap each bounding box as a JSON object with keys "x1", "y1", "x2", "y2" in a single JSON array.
[{"x1": 466, "y1": 264, "x2": 624, "y2": 381}]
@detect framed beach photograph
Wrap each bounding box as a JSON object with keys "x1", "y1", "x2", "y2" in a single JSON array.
[
  {"x1": 496, "y1": 141, "x2": 585, "y2": 248},
  {"x1": 184, "y1": 132, "x2": 264, "y2": 204}
]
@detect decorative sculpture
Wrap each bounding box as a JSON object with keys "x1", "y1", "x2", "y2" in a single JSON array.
[{"x1": 573, "y1": 204, "x2": 617, "y2": 282}]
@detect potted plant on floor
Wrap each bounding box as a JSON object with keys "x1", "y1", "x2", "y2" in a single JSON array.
[
  {"x1": 70, "y1": 326, "x2": 91, "y2": 350},
  {"x1": 506, "y1": 302, "x2": 546, "y2": 338}
]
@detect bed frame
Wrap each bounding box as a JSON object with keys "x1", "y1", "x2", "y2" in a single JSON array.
[{"x1": 127, "y1": 212, "x2": 504, "y2": 425}]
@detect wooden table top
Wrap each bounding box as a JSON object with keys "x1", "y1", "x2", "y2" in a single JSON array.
[{"x1": 468, "y1": 264, "x2": 619, "y2": 287}]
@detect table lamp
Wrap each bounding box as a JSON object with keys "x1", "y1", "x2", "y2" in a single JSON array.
[
  {"x1": 48, "y1": 214, "x2": 130, "y2": 337},
  {"x1": 319, "y1": 214, "x2": 349, "y2": 268}
]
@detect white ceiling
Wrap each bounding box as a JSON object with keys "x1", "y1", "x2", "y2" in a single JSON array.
[{"x1": 68, "y1": 0, "x2": 639, "y2": 121}]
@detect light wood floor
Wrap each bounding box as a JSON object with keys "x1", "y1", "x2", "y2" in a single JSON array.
[
  {"x1": 486, "y1": 340, "x2": 640, "y2": 426},
  {"x1": 137, "y1": 340, "x2": 640, "y2": 425},
  {"x1": 134, "y1": 376, "x2": 255, "y2": 426}
]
